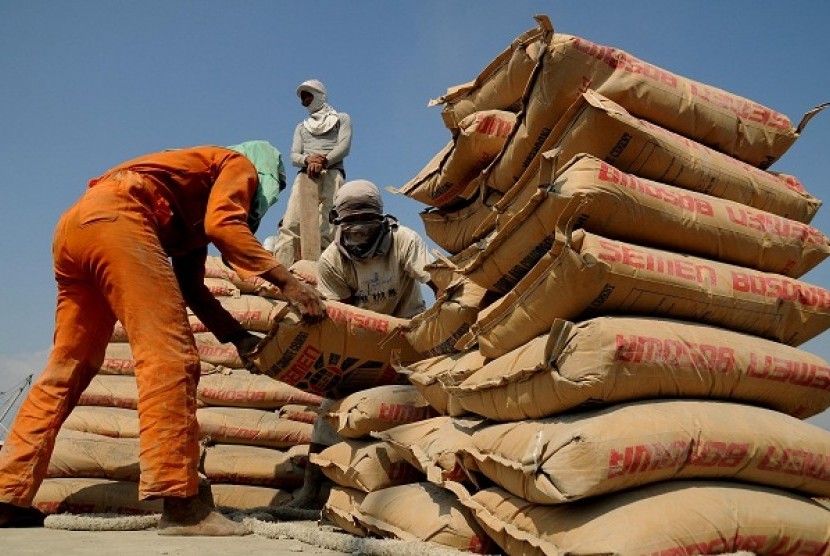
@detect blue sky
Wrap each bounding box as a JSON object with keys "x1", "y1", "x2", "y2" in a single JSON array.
[{"x1": 1, "y1": 1, "x2": 829, "y2": 430}]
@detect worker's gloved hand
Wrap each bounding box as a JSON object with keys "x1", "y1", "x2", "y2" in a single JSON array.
[
  {"x1": 230, "y1": 332, "x2": 262, "y2": 374},
  {"x1": 282, "y1": 279, "x2": 327, "y2": 324}
]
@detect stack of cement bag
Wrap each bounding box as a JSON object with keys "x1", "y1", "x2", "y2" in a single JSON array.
[
  {"x1": 381, "y1": 14, "x2": 830, "y2": 554},
  {"x1": 34, "y1": 257, "x2": 325, "y2": 515}
]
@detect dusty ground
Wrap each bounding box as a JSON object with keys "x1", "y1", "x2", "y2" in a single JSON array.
[{"x1": 3, "y1": 525, "x2": 350, "y2": 555}]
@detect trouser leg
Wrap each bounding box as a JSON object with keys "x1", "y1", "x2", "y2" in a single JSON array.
[
  {"x1": 0, "y1": 220, "x2": 115, "y2": 506},
  {"x1": 85, "y1": 187, "x2": 201, "y2": 500}
]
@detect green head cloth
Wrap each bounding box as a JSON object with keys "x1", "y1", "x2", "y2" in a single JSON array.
[{"x1": 226, "y1": 140, "x2": 286, "y2": 232}]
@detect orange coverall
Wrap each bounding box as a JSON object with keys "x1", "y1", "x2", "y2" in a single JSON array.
[{"x1": 0, "y1": 146, "x2": 278, "y2": 504}]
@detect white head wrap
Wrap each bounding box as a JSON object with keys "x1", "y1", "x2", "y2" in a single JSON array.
[{"x1": 297, "y1": 79, "x2": 339, "y2": 135}]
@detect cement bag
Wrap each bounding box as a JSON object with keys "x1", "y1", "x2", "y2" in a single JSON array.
[
  {"x1": 276, "y1": 403, "x2": 319, "y2": 424},
  {"x1": 465, "y1": 229, "x2": 830, "y2": 359},
  {"x1": 189, "y1": 294, "x2": 284, "y2": 333},
  {"x1": 203, "y1": 277, "x2": 241, "y2": 298},
  {"x1": 453, "y1": 316, "x2": 830, "y2": 421},
  {"x1": 355, "y1": 482, "x2": 497, "y2": 554},
  {"x1": 197, "y1": 407, "x2": 312, "y2": 448},
  {"x1": 211, "y1": 483, "x2": 292, "y2": 509},
  {"x1": 424, "y1": 246, "x2": 480, "y2": 297},
  {"x1": 78, "y1": 375, "x2": 138, "y2": 410},
  {"x1": 398, "y1": 350, "x2": 488, "y2": 417},
  {"x1": 546, "y1": 90, "x2": 820, "y2": 223},
  {"x1": 420, "y1": 191, "x2": 501, "y2": 255},
  {"x1": 321, "y1": 385, "x2": 437, "y2": 439},
  {"x1": 205, "y1": 255, "x2": 281, "y2": 297},
  {"x1": 323, "y1": 486, "x2": 369, "y2": 537},
  {"x1": 47, "y1": 430, "x2": 139, "y2": 481},
  {"x1": 193, "y1": 332, "x2": 245, "y2": 368},
  {"x1": 202, "y1": 443, "x2": 305, "y2": 488},
  {"x1": 397, "y1": 110, "x2": 517, "y2": 207},
  {"x1": 62, "y1": 406, "x2": 139, "y2": 438},
  {"x1": 99, "y1": 342, "x2": 216, "y2": 375},
  {"x1": 468, "y1": 400, "x2": 830, "y2": 505},
  {"x1": 373, "y1": 416, "x2": 484, "y2": 485},
  {"x1": 462, "y1": 154, "x2": 830, "y2": 294},
  {"x1": 311, "y1": 440, "x2": 421, "y2": 492},
  {"x1": 288, "y1": 259, "x2": 319, "y2": 286},
  {"x1": 456, "y1": 482, "x2": 830, "y2": 556},
  {"x1": 405, "y1": 277, "x2": 490, "y2": 358},
  {"x1": 485, "y1": 36, "x2": 809, "y2": 181},
  {"x1": 196, "y1": 369, "x2": 323, "y2": 409},
  {"x1": 33, "y1": 478, "x2": 161, "y2": 515},
  {"x1": 249, "y1": 300, "x2": 420, "y2": 398},
  {"x1": 431, "y1": 15, "x2": 551, "y2": 129}
]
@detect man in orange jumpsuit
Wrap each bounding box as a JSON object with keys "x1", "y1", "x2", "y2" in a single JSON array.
[{"x1": 0, "y1": 141, "x2": 325, "y2": 535}]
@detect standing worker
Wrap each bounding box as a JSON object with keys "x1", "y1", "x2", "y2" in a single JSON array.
[
  {"x1": 287, "y1": 179, "x2": 436, "y2": 509},
  {"x1": 270, "y1": 79, "x2": 352, "y2": 266},
  {"x1": 0, "y1": 141, "x2": 326, "y2": 535}
]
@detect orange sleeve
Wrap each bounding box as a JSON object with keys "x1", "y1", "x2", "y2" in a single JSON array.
[{"x1": 204, "y1": 154, "x2": 281, "y2": 280}]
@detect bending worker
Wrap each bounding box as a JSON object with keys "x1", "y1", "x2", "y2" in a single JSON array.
[
  {"x1": 270, "y1": 79, "x2": 352, "y2": 267},
  {"x1": 0, "y1": 141, "x2": 325, "y2": 535},
  {"x1": 287, "y1": 179, "x2": 436, "y2": 509}
]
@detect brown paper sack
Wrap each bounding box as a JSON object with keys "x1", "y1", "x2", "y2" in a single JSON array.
[
  {"x1": 189, "y1": 294, "x2": 284, "y2": 333},
  {"x1": 431, "y1": 16, "x2": 550, "y2": 129},
  {"x1": 323, "y1": 486, "x2": 369, "y2": 537},
  {"x1": 78, "y1": 374, "x2": 138, "y2": 410},
  {"x1": 420, "y1": 191, "x2": 501, "y2": 255},
  {"x1": 397, "y1": 110, "x2": 517, "y2": 207},
  {"x1": 398, "y1": 350, "x2": 488, "y2": 417},
  {"x1": 196, "y1": 369, "x2": 322, "y2": 409},
  {"x1": 196, "y1": 407, "x2": 312, "y2": 449},
  {"x1": 355, "y1": 482, "x2": 497, "y2": 554},
  {"x1": 436, "y1": 15, "x2": 815, "y2": 169},
  {"x1": 99, "y1": 341, "x2": 217, "y2": 375},
  {"x1": 453, "y1": 316, "x2": 830, "y2": 421},
  {"x1": 373, "y1": 416, "x2": 484, "y2": 485},
  {"x1": 321, "y1": 385, "x2": 436, "y2": 439},
  {"x1": 311, "y1": 440, "x2": 421, "y2": 492},
  {"x1": 405, "y1": 276, "x2": 489, "y2": 358},
  {"x1": 62, "y1": 406, "x2": 140, "y2": 438},
  {"x1": 462, "y1": 153, "x2": 830, "y2": 294},
  {"x1": 48, "y1": 430, "x2": 140, "y2": 481},
  {"x1": 455, "y1": 482, "x2": 830, "y2": 556},
  {"x1": 202, "y1": 444, "x2": 304, "y2": 488},
  {"x1": 33, "y1": 478, "x2": 162, "y2": 515},
  {"x1": 465, "y1": 229, "x2": 830, "y2": 358},
  {"x1": 466, "y1": 400, "x2": 830, "y2": 504},
  {"x1": 250, "y1": 300, "x2": 420, "y2": 398},
  {"x1": 544, "y1": 90, "x2": 820, "y2": 223}
]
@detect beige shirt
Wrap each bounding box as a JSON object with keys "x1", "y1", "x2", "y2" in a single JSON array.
[{"x1": 317, "y1": 225, "x2": 432, "y2": 318}]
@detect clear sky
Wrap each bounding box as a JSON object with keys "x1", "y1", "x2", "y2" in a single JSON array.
[{"x1": 1, "y1": 1, "x2": 829, "y2": 430}]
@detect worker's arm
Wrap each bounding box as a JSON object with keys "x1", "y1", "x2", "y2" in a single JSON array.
[
  {"x1": 322, "y1": 113, "x2": 351, "y2": 167},
  {"x1": 290, "y1": 124, "x2": 307, "y2": 169},
  {"x1": 205, "y1": 153, "x2": 325, "y2": 319},
  {"x1": 172, "y1": 247, "x2": 249, "y2": 344}
]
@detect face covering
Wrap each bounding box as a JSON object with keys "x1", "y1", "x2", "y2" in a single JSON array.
[{"x1": 337, "y1": 215, "x2": 397, "y2": 261}]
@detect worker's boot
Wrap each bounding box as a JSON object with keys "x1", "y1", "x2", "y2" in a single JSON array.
[
  {"x1": 157, "y1": 495, "x2": 248, "y2": 536},
  {"x1": 0, "y1": 501, "x2": 45, "y2": 528}
]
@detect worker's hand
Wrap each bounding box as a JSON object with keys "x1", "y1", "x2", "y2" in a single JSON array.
[
  {"x1": 281, "y1": 278, "x2": 327, "y2": 324},
  {"x1": 231, "y1": 332, "x2": 263, "y2": 374},
  {"x1": 307, "y1": 161, "x2": 323, "y2": 178}
]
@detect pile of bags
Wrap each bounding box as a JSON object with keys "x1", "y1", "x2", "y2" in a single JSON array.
[
  {"x1": 335, "y1": 14, "x2": 830, "y2": 554},
  {"x1": 34, "y1": 257, "x2": 325, "y2": 515}
]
